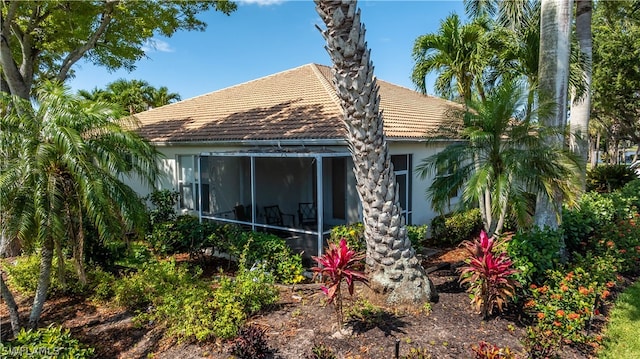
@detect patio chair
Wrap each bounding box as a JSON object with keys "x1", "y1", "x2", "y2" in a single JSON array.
[
  {"x1": 298, "y1": 202, "x2": 317, "y2": 227},
  {"x1": 263, "y1": 205, "x2": 295, "y2": 227}
]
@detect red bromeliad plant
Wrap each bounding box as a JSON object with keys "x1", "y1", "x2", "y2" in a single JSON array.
[
  {"x1": 312, "y1": 238, "x2": 367, "y2": 328},
  {"x1": 459, "y1": 231, "x2": 518, "y2": 319}
]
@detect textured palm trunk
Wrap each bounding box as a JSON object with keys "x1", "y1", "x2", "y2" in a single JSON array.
[
  {"x1": 28, "y1": 236, "x2": 54, "y2": 329},
  {"x1": 1, "y1": 273, "x2": 21, "y2": 335},
  {"x1": 315, "y1": 0, "x2": 436, "y2": 304},
  {"x1": 534, "y1": 0, "x2": 572, "y2": 230},
  {"x1": 569, "y1": 0, "x2": 592, "y2": 192}
]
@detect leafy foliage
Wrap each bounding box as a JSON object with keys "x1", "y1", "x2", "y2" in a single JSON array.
[
  {"x1": 146, "y1": 189, "x2": 179, "y2": 226},
  {"x1": 329, "y1": 223, "x2": 365, "y2": 253},
  {"x1": 430, "y1": 208, "x2": 483, "y2": 246},
  {"x1": 0, "y1": 325, "x2": 94, "y2": 358},
  {"x1": 146, "y1": 215, "x2": 219, "y2": 256},
  {"x1": 459, "y1": 231, "x2": 518, "y2": 318},
  {"x1": 505, "y1": 228, "x2": 562, "y2": 287},
  {"x1": 407, "y1": 224, "x2": 429, "y2": 249},
  {"x1": 418, "y1": 80, "x2": 582, "y2": 237},
  {"x1": 211, "y1": 255, "x2": 279, "y2": 339},
  {"x1": 230, "y1": 231, "x2": 304, "y2": 284},
  {"x1": 312, "y1": 239, "x2": 367, "y2": 328},
  {"x1": 228, "y1": 325, "x2": 276, "y2": 359},
  {"x1": 586, "y1": 165, "x2": 637, "y2": 193},
  {"x1": 524, "y1": 265, "x2": 614, "y2": 357}
]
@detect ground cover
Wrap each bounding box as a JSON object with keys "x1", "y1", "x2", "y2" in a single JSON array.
[{"x1": 1, "y1": 246, "x2": 624, "y2": 359}]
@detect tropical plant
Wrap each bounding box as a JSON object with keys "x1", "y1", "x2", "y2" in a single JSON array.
[
  {"x1": 0, "y1": 81, "x2": 160, "y2": 331},
  {"x1": 417, "y1": 80, "x2": 582, "y2": 237},
  {"x1": 315, "y1": 0, "x2": 436, "y2": 304},
  {"x1": 312, "y1": 239, "x2": 367, "y2": 328},
  {"x1": 228, "y1": 325, "x2": 276, "y2": 359},
  {"x1": 471, "y1": 341, "x2": 516, "y2": 359},
  {"x1": 459, "y1": 231, "x2": 518, "y2": 318},
  {"x1": 411, "y1": 13, "x2": 490, "y2": 103},
  {"x1": 0, "y1": 325, "x2": 94, "y2": 358}
]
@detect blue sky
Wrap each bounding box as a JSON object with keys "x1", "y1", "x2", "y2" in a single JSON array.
[{"x1": 67, "y1": 1, "x2": 466, "y2": 100}]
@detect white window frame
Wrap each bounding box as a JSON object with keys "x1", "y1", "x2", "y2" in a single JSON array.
[{"x1": 176, "y1": 154, "x2": 199, "y2": 211}]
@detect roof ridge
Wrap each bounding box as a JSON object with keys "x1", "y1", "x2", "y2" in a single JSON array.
[
  {"x1": 309, "y1": 63, "x2": 342, "y2": 109},
  {"x1": 137, "y1": 64, "x2": 326, "y2": 115}
]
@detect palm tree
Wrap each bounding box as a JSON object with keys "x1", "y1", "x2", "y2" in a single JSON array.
[
  {"x1": 411, "y1": 13, "x2": 490, "y2": 103},
  {"x1": 0, "y1": 81, "x2": 160, "y2": 331},
  {"x1": 569, "y1": 0, "x2": 593, "y2": 192},
  {"x1": 533, "y1": 0, "x2": 573, "y2": 230},
  {"x1": 104, "y1": 79, "x2": 153, "y2": 114},
  {"x1": 315, "y1": 0, "x2": 436, "y2": 305},
  {"x1": 148, "y1": 86, "x2": 181, "y2": 109},
  {"x1": 417, "y1": 80, "x2": 581, "y2": 238}
]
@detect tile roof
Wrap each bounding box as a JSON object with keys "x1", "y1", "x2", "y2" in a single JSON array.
[{"x1": 134, "y1": 63, "x2": 462, "y2": 143}]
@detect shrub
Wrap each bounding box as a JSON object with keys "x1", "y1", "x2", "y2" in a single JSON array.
[
  {"x1": 590, "y1": 217, "x2": 640, "y2": 273},
  {"x1": 329, "y1": 222, "x2": 365, "y2": 253},
  {"x1": 505, "y1": 228, "x2": 562, "y2": 287},
  {"x1": 0, "y1": 325, "x2": 94, "y2": 359},
  {"x1": 146, "y1": 189, "x2": 179, "y2": 226},
  {"x1": 2, "y1": 255, "x2": 110, "y2": 298},
  {"x1": 312, "y1": 238, "x2": 367, "y2": 328},
  {"x1": 459, "y1": 231, "x2": 518, "y2": 318},
  {"x1": 430, "y1": 208, "x2": 483, "y2": 246},
  {"x1": 228, "y1": 325, "x2": 276, "y2": 359},
  {"x1": 146, "y1": 215, "x2": 220, "y2": 256},
  {"x1": 586, "y1": 164, "x2": 637, "y2": 193},
  {"x1": 524, "y1": 265, "x2": 613, "y2": 356},
  {"x1": 562, "y1": 192, "x2": 616, "y2": 253},
  {"x1": 212, "y1": 249, "x2": 279, "y2": 339},
  {"x1": 230, "y1": 231, "x2": 304, "y2": 284},
  {"x1": 407, "y1": 224, "x2": 428, "y2": 248},
  {"x1": 471, "y1": 341, "x2": 516, "y2": 359}
]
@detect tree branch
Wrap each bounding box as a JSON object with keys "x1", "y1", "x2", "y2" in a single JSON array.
[
  {"x1": 57, "y1": 0, "x2": 117, "y2": 82},
  {"x1": 0, "y1": 0, "x2": 29, "y2": 98}
]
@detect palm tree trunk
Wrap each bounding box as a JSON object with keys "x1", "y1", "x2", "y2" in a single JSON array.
[
  {"x1": 534, "y1": 0, "x2": 572, "y2": 230},
  {"x1": 73, "y1": 207, "x2": 87, "y2": 286},
  {"x1": 55, "y1": 237, "x2": 65, "y2": 288},
  {"x1": 315, "y1": 0, "x2": 436, "y2": 304},
  {"x1": 569, "y1": 0, "x2": 592, "y2": 192},
  {"x1": 28, "y1": 236, "x2": 54, "y2": 329},
  {"x1": 0, "y1": 272, "x2": 21, "y2": 335}
]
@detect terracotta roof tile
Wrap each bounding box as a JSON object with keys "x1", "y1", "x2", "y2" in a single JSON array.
[{"x1": 134, "y1": 64, "x2": 462, "y2": 143}]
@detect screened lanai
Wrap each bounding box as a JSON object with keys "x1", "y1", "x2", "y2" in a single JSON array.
[{"x1": 197, "y1": 149, "x2": 358, "y2": 258}]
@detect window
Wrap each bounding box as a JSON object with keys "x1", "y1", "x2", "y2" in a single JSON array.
[
  {"x1": 391, "y1": 154, "x2": 412, "y2": 224},
  {"x1": 177, "y1": 155, "x2": 199, "y2": 211}
]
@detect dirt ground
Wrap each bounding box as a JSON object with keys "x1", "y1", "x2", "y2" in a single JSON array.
[{"x1": 1, "y1": 248, "x2": 607, "y2": 359}]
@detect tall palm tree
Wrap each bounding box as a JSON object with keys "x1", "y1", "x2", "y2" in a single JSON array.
[
  {"x1": 0, "y1": 81, "x2": 160, "y2": 331},
  {"x1": 315, "y1": 0, "x2": 436, "y2": 305},
  {"x1": 417, "y1": 80, "x2": 581, "y2": 238},
  {"x1": 411, "y1": 13, "x2": 490, "y2": 103},
  {"x1": 569, "y1": 0, "x2": 593, "y2": 192},
  {"x1": 533, "y1": 0, "x2": 573, "y2": 230}
]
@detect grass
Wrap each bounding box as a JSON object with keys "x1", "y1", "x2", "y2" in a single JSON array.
[{"x1": 599, "y1": 280, "x2": 640, "y2": 358}]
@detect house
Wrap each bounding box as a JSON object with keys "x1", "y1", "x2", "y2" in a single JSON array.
[{"x1": 131, "y1": 63, "x2": 462, "y2": 257}]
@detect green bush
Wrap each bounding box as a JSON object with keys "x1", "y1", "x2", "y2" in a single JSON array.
[
  {"x1": 2, "y1": 255, "x2": 112, "y2": 298},
  {"x1": 430, "y1": 208, "x2": 483, "y2": 246},
  {"x1": 113, "y1": 259, "x2": 223, "y2": 342},
  {"x1": 329, "y1": 222, "x2": 365, "y2": 253},
  {"x1": 619, "y1": 179, "x2": 640, "y2": 211},
  {"x1": 562, "y1": 192, "x2": 616, "y2": 253},
  {"x1": 212, "y1": 251, "x2": 279, "y2": 339},
  {"x1": 230, "y1": 231, "x2": 304, "y2": 284},
  {"x1": 146, "y1": 189, "x2": 179, "y2": 226},
  {"x1": 0, "y1": 325, "x2": 94, "y2": 358},
  {"x1": 146, "y1": 215, "x2": 220, "y2": 256},
  {"x1": 407, "y1": 224, "x2": 428, "y2": 248},
  {"x1": 586, "y1": 164, "x2": 637, "y2": 193},
  {"x1": 505, "y1": 228, "x2": 562, "y2": 287}
]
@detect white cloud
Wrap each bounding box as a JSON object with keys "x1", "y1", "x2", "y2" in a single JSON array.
[
  {"x1": 141, "y1": 38, "x2": 174, "y2": 53},
  {"x1": 237, "y1": 0, "x2": 286, "y2": 6}
]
